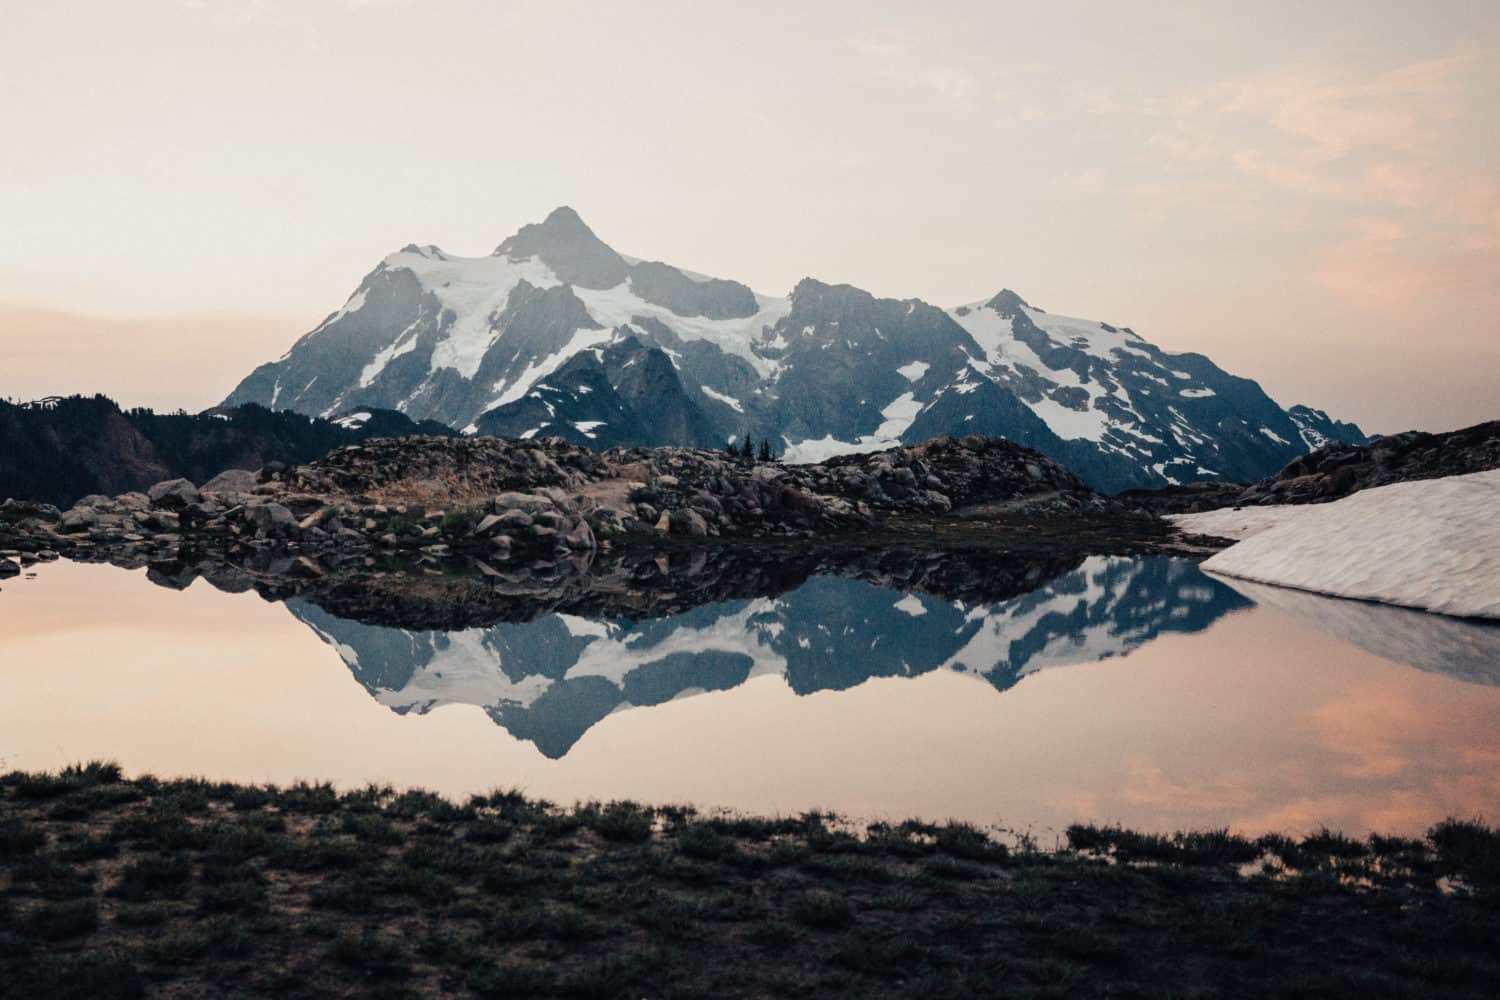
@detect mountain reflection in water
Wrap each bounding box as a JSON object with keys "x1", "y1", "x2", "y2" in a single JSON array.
[{"x1": 291, "y1": 556, "x2": 1250, "y2": 758}]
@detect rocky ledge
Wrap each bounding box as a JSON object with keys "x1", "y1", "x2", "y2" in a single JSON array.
[
  {"x1": 1, "y1": 435, "x2": 1120, "y2": 580},
  {"x1": 1126, "y1": 418, "x2": 1500, "y2": 514}
]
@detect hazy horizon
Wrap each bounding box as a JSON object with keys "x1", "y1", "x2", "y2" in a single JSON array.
[{"x1": 3, "y1": 1, "x2": 1498, "y2": 434}]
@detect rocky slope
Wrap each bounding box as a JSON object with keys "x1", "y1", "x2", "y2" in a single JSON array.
[
  {"x1": 223, "y1": 207, "x2": 1366, "y2": 492},
  {"x1": 1129, "y1": 418, "x2": 1500, "y2": 513},
  {"x1": 0, "y1": 394, "x2": 454, "y2": 509}
]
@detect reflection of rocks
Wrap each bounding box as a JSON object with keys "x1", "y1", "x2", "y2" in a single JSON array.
[
  {"x1": 1216, "y1": 577, "x2": 1500, "y2": 688},
  {"x1": 157, "y1": 541, "x2": 1094, "y2": 631},
  {"x1": 291, "y1": 556, "x2": 1249, "y2": 758}
]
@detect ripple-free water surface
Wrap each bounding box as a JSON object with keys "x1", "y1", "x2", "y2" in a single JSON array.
[{"x1": 2, "y1": 557, "x2": 1497, "y2": 836}]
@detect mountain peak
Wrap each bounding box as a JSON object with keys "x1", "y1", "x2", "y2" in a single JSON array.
[
  {"x1": 492, "y1": 206, "x2": 627, "y2": 289},
  {"x1": 542, "y1": 205, "x2": 586, "y2": 228},
  {"x1": 982, "y1": 289, "x2": 1030, "y2": 316}
]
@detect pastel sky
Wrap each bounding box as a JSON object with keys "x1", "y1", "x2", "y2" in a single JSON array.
[{"x1": 2, "y1": 0, "x2": 1497, "y2": 433}]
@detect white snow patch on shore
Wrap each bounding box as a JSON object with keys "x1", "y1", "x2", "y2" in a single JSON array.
[
  {"x1": 1169, "y1": 506, "x2": 1318, "y2": 541},
  {"x1": 1200, "y1": 470, "x2": 1500, "y2": 619}
]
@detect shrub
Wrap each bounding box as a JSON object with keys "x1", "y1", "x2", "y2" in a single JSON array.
[
  {"x1": 28, "y1": 899, "x2": 100, "y2": 940},
  {"x1": 112, "y1": 855, "x2": 193, "y2": 901},
  {"x1": 440, "y1": 508, "x2": 474, "y2": 534},
  {"x1": 788, "y1": 890, "x2": 854, "y2": 929},
  {"x1": 0, "y1": 818, "x2": 46, "y2": 857}
]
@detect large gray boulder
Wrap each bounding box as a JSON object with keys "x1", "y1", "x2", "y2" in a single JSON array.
[
  {"x1": 148, "y1": 478, "x2": 201, "y2": 510},
  {"x1": 58, "y1": 507, "x2": 97, "y2": 532},
  {"x1": 246, "y1": 502, "x2": 296, "y2": 534},
  {"x1": 201, "y1": 468, "x2": 259, "y2": 497}
]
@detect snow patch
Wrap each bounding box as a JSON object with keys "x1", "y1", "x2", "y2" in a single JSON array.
[
  {"x1": 897, "y1": 361, "x2": 930, "y2": 382},
  {"x1": 1260, "y1": 427, "x2": 1290, "y2": 445},
  {"x1": 782, "y1": 392, "x2": 924, "y2": 463},
  {"x1": 893, "y1": 594, "x2": 928, "y2": 617},
  {"x1": 700, "y1": 386, "x2": 744, "y2": 413},
  {"x1": 334, "y1": 411, "x2": 372, "y2": 430},
  {"x1": 1201, "y1": 470, "x2": 1500, "y2": 619}
]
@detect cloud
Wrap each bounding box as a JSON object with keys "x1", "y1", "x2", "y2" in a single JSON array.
[{"x1": 842, "y1": 33, "x2": 980, "y2": 103}]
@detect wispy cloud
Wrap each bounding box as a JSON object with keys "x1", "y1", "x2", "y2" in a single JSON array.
[{"x1": 842, "y1": 33, "x2": 980, "y2": 103}]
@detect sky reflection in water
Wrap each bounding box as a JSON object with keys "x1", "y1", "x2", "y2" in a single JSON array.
[{"x1": 1, "y1": 558, "x2": 1496, "y2": 837}]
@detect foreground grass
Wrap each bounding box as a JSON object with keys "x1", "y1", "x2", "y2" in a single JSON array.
[{"x1": 1, "y1": 764, "x2": 1498, "y2": 998}]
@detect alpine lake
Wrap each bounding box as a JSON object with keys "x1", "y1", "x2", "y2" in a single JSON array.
[{"x1": 4, "y1": 547, "x2": 1497, "y2": 841}]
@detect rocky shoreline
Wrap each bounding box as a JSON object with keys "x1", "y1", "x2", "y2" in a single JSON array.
[{"x1": 2, "y1": 435, "x2": 1192, "y2": 600}]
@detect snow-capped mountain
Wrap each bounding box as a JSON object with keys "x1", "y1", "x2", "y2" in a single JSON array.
[
  {"x1": 225, "y1": 207, "x2": 1366, "y2": 491},
  {"x1": 290, "y1": 556, "x2": 1250, "y2": 758}
]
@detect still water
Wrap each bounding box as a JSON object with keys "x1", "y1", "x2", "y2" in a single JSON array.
[{"x1": 2, "y1": 556, "x2": 1497, "y2": 837}]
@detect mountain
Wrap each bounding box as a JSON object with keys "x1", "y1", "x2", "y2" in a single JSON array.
[
  {"x1": 0, "y1": 394, "x2": 455, "y2": 509},
  {"x1": 225, "y1": 207, "x2": 1368, "y2": 492},
  {"x1": 291, "y1": 556, "x2": 1249, "y2": 759}
]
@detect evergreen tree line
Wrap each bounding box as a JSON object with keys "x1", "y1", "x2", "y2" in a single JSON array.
[
  {"x1": 0, "y1": 394, "x2": 454, "y2": 509},
  {"x1": 725, "y1": 436, "x2": 776, "y2": 462}
]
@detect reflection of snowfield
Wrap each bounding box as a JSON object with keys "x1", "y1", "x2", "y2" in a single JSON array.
[
  {"x1": 296, "y1": 556, "x2": 1240, "y2": 759},
  {"x1": 1195, "y1": 470, "x2": 1500, "y2": 619},
  {"x1": 1216, "y1": 578, "x2": 1500, "y2": 688}
]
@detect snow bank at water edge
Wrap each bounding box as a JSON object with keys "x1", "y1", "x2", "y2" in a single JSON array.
[
  {"x1": 1200, "y1": 470, "x2": 1500, "y2": 620},
  {"x1": 1168, "y1": 505, "x2": 1319, "y2": 541}
]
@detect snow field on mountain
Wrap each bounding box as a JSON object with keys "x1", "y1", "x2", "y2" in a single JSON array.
[
  {"x1": 574, "y1": 282, "x2": 789, "y2": 377},
  {"x1": 1197, "y1": 469, "x2": 1500, "y2": 619},
  {"x1": 387, "y1": 248, "x2": 561, "y2": 379}
]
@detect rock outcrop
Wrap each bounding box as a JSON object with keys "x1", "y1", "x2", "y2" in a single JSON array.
[
  {"x1": 1126, "y1": 419, "x2": 1500, "y2": 514},
  {"x1": 0, "y1": 434, "x2": 1130, "y2": 587}
]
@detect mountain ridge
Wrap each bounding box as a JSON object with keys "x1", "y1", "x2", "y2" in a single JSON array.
[{"x1": 224, "y1": 207, "x2": 1368, "y2": 492}]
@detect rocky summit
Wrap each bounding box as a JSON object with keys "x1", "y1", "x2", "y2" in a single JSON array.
[{"x1": 223, "y1": 206, "x2": 1367, "y2": 493}]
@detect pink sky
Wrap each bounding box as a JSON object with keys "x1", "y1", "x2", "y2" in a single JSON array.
[{"x1": 2, "y1": 1, "x2": 1497, "y2": 433}]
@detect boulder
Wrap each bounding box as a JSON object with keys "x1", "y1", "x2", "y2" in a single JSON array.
[
  {"x1": 471, "y1": 513, "x2": 506, "y2": 537},
  {"x1": 148, "y1": 478, "x2": 201, "y2": 509},
  {"x1": 0, "y1": 558, "x2": 18, "y2": 578},
  {"x1": 59, "y1": 507, "x2": 97, "y2": 532},
  {"x1": 558, "y1": 517, "x2": 596, "y2": 551},
  {"x1": 246, "y1": 502, "x2": 296, "y2": 534},
  {"x1": 670, "y1": 509, "x2": 709, "y2": 537},
  {"x1": 496, "y1": 509, "x2": 534, "y2": 531},
  {"x1": 287, "y1": 556, "x2": 324, "y2": 579},
  {"x1": 201, "y1": 468, "x2": 259, "y2": 496},
  {"x1": 143, "y1": 511, "x2": 180, "y2": 532}
]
